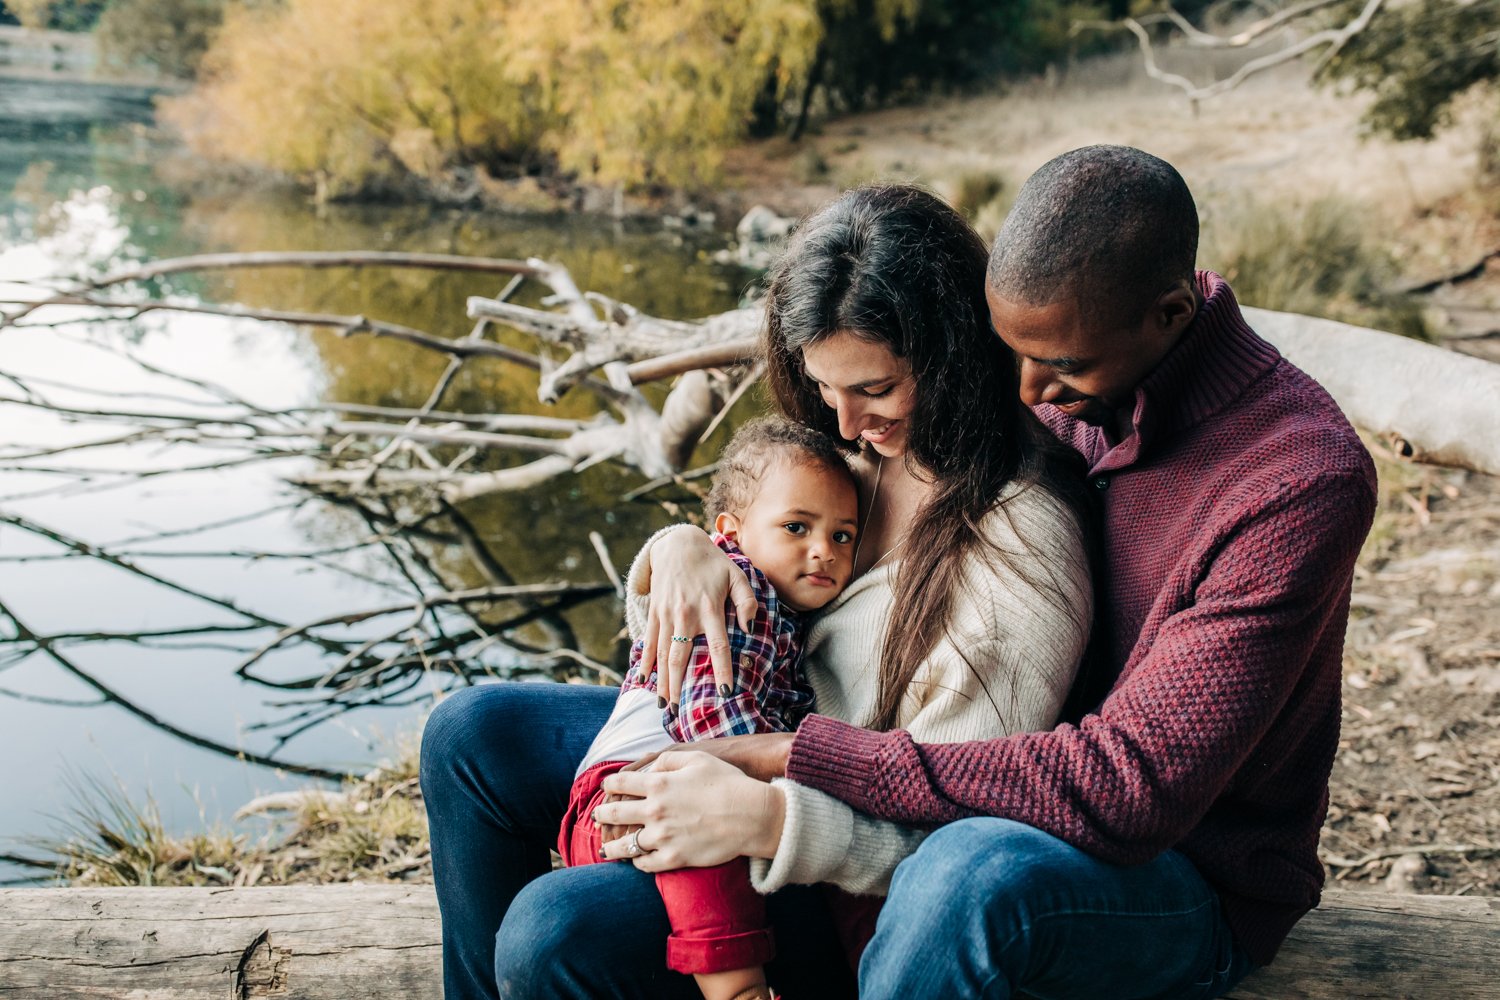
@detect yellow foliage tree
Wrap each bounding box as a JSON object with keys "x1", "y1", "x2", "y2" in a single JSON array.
[
  {"x1": 164, "y1": 0, "x2": 557, "y2": 195},
  {"x1": 8, "y1": 0, "x2": 55, "y2": 28},
  {"x1": 164, "y1": 0, "x2": 946, "y2": 192},
  {"x1": 517, "y1": 0, "x2": 825, "y2": 187}
]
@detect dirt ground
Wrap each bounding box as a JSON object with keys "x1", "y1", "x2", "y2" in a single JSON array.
[
  {"x1": 1331, "y1": 451, "x2": 1500, "y2": 897},
  {"x1": 726, "y1": 50, "x2": 1497, "y2": 272}
]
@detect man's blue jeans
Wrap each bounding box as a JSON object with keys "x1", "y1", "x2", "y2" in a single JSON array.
[
  {"x1": 863, "y1": 818, "x2": 1256, "y2": 999},
  {"x1": 421, "y1": 682, "x2": 1254, "y2": 999}
]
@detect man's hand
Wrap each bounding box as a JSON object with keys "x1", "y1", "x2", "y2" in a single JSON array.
[
  {"x1": 639, "y1": 526, "x2": 758, "y2": 709},
  {"x1": 653, "y1": 732, "x2": 795, "y2": 784}
]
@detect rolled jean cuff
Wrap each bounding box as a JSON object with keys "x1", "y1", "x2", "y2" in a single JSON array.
[{"x1": 665, "y1": 926, "x2": 776, "y2": 974}]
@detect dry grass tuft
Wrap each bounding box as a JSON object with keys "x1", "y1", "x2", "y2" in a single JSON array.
[
  {"x1": 45, "y1": 732, "x2": 431, "y2": 887},
  {"x1": 1200, "y1": 195, "x2": 1433, "y2": 339}
]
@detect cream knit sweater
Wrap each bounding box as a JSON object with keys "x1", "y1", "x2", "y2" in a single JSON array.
[{"x1": 625, "y1": 480, "x2": 1091, "y2": 897}]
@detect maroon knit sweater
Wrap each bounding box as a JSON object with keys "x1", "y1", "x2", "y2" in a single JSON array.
[{"x1": 786, "y1": 272, "x2": 1377, "y2": 966}]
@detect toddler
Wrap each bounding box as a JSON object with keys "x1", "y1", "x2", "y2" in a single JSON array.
[{"x1": 558, "y1": 417, "x2": 860, "y2": 1000}]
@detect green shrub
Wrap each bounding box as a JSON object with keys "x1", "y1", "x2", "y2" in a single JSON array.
[{"x1": 951, "y1": 170, "x2": 1006, "y2": 220}]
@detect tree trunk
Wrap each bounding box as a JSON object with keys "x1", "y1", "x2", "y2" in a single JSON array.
[
  {"x1": 0, "y1": 884, "x2": 440, "y2": 999},
  {"x1": 1245, "y1": 307, "x2": 1500, "y2": 476},
  {"x1": 0, "y1": 885, "x2": 1495, "y2": 998}
]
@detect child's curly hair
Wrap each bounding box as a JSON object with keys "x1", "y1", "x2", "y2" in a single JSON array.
[{"x1": 704, "y1": 417, "x2": 855, "y2": 521}]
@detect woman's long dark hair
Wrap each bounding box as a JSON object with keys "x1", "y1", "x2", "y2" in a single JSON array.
[{"x1": 764, "y1": 184, "x2": 1091, "y2": 732}]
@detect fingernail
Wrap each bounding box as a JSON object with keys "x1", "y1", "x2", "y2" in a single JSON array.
[
  {"x1": 718, "y1": 683, "x2": 732, "y2": 699},
  {"x1": 667, "y1": 703, "x2": 678, "y2": 718},
  {"x1": 598, "y1": 848, "x2": 606, "y2": 858},
  {"x1": 657, "y1": 696, "x2": 667, "y2": 709}
]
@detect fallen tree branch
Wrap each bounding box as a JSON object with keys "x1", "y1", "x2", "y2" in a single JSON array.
[
  {"x1": 1399, "y1": 246, "x2": 1500, "y2": 295},
  {"x1": 0, "y1": 597, "x2": 352, "y2": 782},
  {"x1": 1078, "y1": 0, "x2": 1389, "y2": 107},
  {"x1": 1245, "y1": 306, "x2": 1500, "y2": 476},
  {"x1": 0, "y1": 251, "x2": 543, "y2": 327}
]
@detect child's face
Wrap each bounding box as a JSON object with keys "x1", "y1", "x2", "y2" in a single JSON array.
[{"x1": 715, "y1": 459, "x2": 859, "y2": 613}]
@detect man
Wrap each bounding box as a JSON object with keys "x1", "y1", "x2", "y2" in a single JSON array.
[{"x1": 773, "y1": 145, "x2": 1377, "y2": 996}]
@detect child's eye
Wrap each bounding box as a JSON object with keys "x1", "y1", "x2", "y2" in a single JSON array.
[
  {"x1": 783, "y1": 522, "x2": 808, "y2": 535},
  {"x1": 833, "y1": 530, "x2": 854, "y2": 544},
  {"x1": 861, "y1": 385, "x2": 893, "y2": 398}
]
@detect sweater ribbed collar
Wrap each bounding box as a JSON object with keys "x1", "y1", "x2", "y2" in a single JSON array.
[{"x1": 1081, "y1": 270, "x2": 1282, "y2": 475}]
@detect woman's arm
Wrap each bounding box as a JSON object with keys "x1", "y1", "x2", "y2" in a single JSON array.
[
  {"x1": 599, "y1": 488, "x2": 1092, "y2": 885},
  {"x1": 626, "y1": 525, "x2": 760, "y2": 707},
  {"x1": 748, "y1": 781, "x2": 929, "y2": 896}
]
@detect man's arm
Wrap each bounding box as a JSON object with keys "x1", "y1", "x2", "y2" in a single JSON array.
[{"x1": 785, "y1": 472, "x2": 1375, "y2": 865}]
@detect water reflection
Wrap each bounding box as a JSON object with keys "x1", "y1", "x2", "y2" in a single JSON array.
[{"x1": 0, "y1": 77, "x2": 758, "y2": 874}]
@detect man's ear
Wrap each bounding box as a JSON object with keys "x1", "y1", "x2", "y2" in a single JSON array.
[
  {"x1": 1153, "y1": 279, "x2": 1199, "y2": 338},
  {"x1": 714, "y1": 511, "x2": 741, "y2": 543}
]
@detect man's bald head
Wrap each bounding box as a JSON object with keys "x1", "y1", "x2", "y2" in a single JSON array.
[{"x1": 987, "y1": 145, "x2": 1198, "y2": 326}]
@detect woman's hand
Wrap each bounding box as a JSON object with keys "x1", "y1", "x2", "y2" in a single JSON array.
[
  {"x1": 594, "y1": 752, "x2": 786, "y2": 872},
  {"x1": 639, "y1": 526, "x2": 759, "y2": 708},
  {"x1": 595, "y1": 789, "x2": 641, "y2": 848}
]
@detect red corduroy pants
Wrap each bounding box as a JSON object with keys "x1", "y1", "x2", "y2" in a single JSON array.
[{"x1": 559, "y1": 760, "x2": 776, "y2": 974}]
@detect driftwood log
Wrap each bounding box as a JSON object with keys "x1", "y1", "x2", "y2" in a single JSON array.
[
  {"x1": 1243, "y1": 307, "x2": 1500, "y2": 476},
  {"x1": 0, "y1": 885, "x2": 1494, "y2": 998}
]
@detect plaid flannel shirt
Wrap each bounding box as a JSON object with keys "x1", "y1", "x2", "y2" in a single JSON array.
[{"x1": 621, "y1": 533, "x2": 813, "y2": 741}]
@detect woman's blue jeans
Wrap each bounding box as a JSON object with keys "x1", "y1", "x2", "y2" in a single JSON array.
[{"x1": 421, "y1": 683, "x2": 1254, "y2": 1000}]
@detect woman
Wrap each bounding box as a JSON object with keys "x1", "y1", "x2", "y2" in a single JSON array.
[{"x1": 421, "y1": 184, "x2": 1093, "y2": 999}]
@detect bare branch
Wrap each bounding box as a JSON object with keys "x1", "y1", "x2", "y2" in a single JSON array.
[
  {"x1": 625, "y1": 335, "x2": 759, "y2": 384},
  {"x1": 1, "y1": 251, "x2": 543, "y2": 326},
  {"x1": 0, "y1": 597, "x2": 352, "y2": 782},
  {"x1": 1135, "y1": 0, "x2": 1349, "y2": 48},
  {"x1": 589, "y1": 531, "x2": 626, "y2": 599},
  {"x1": 1081, "y1": 0, "x2": 1389, "y2": 105}
]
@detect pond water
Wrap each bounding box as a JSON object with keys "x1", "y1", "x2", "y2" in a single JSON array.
[{"x1": 0, "y1": 77, "x2": 757, "y2": 879}]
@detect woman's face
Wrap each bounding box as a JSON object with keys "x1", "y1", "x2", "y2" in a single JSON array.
[{"x1": 800, "y1": 330, "x2": 917, "y2": 458}]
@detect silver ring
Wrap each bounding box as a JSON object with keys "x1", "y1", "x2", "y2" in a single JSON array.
[
  {"x1": 671, "y1": 635, "x2": 692, "y2": 643},
  {"x1": 626, "y1": 829, "x2": 643, "y2": 856}
]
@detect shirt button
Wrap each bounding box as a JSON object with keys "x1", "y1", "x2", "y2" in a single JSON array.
[{"x1": 1092, "y1": 477, "x2": 1109, "y2": 490}]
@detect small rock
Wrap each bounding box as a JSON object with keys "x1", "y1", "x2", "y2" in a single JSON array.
[
  {"x1": 732, "y1": 205, "x2": 796, "y2": 267},
  {"x1": 736, "y1": 204, "x2": 795, "y2": 244},
  {"x1": 1412, "y1": 740, "x2": 1441, "y2": 761},
  {"x1": 1383, "y1": 853, "x2": 1429, "y2": 892}
]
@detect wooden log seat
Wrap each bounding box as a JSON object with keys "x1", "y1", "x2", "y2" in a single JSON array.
[{"x1": 0, "y1": 884, "x2": 1494, "y2": 998}]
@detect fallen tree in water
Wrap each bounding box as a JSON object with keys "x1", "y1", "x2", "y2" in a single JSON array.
[
  {"x1": 7, "y1": 250, "x2": 1498, "y2": 488},
  {"x1": 2, "y1": 250, "x2": 1498, "y2": 778}
]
